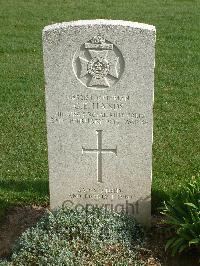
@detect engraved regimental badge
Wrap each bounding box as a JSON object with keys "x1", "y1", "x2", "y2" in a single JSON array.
[{"x1": 73, "y1": 34, "x2": 124, "y2": 90}]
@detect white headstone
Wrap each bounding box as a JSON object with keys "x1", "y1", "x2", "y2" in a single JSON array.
[{"x1": 43, "y1": 20, "x2": 156, "y2": 227}]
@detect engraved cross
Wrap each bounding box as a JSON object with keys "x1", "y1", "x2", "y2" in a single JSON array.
[{"x1": 82, "y1": 130, "x2": 117, "y2": 183}]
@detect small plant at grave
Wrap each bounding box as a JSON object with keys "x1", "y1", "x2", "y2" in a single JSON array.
[
  {"x1": 0, "y1": 207, "x2": 146, "y2": 266},
  {"x1": 161, "y1": 175, "x2": 200, "y2": 256},
  {"x1": 0, "y1": 261, "x2": 12, "y2": 266}
]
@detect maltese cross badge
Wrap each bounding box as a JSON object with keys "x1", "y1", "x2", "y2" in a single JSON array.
[{"x1": 73, "y1": 35, "x2": 124, "y2": 90}]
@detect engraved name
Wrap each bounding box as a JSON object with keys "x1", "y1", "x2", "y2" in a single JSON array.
[{"x1": 50, "y1": 94, "x2": 149, "y2": 126}]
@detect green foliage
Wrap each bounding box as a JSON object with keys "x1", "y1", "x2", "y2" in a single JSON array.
[
  {"x1": 0, "y1": 261, "x2": 11, "y2": 266},
  {"x1": 2, "y1": 207, "x2": 145, "y2": 265},
  {"x1": 161, "y1": 176, "x2": 200, "y2": 255}
]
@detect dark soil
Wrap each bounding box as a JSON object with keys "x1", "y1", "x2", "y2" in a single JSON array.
[
  {"x1": 0, "y1": 205, "x2": 46, "y2": 258},
  {"x1": 0, "y1": 207, "x2": 199, "y2": 265},
  {"x1": 142, "y1": 215, "x2": 199, "y2": 266}
]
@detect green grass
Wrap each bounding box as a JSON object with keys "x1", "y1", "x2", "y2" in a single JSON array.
[{"x1": 0, "y1": 0, "x2": 200, "y2": 217}]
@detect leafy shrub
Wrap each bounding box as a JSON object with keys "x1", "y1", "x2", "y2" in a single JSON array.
[
  {"x1": 161, "y1": 176, "x2": 200, "y2": 255},
  {"x1": 0, "y1": 261, "x2": 12, "y2": 266},
  {"x1": 2, "y1": 207, "x2": 145, "y2": 265}
]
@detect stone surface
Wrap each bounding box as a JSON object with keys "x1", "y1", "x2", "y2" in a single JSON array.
[{"x1": 43, "y1": 20, "x2": 156, "y2": 227}]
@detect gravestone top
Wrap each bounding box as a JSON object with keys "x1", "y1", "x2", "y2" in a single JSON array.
[
  {"x1": 43, "y1": 20, "x2": 156, "y2": 227},
  {"x1": 43, "y1": 19, "x2": 155, "y2": 32}
]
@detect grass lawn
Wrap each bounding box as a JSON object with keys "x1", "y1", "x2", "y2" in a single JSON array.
[{"x1": 0, "y1": 0, "x2": 200, "y2": 218}]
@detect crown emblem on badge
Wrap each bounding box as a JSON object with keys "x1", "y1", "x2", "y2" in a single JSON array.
[
  {"x1": 90, "y1": 35, "x2": 105, "y2": 44},
  {"x1": 85, "y1": 34, "x2": 113, "y2": 50}
]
